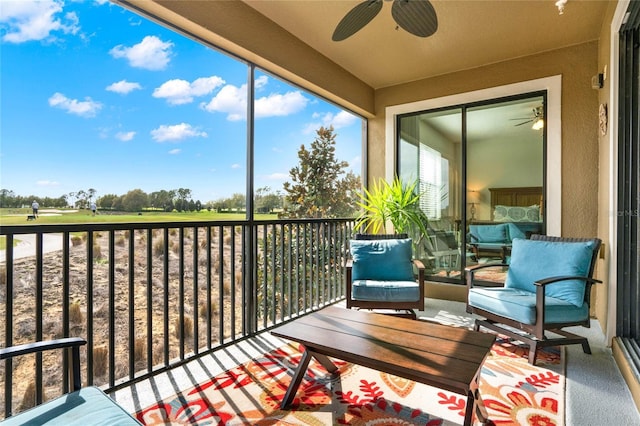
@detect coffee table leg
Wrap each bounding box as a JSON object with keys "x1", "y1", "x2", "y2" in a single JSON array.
[
  {"x1": 307, "y1": 350, "x2": 338, "y2": 375},
  {"x1": 281, "y1": 348, "x2": 340, "y2": 409},
  {"x1": 281, "y1": 349, "x2": 313, "y2": 409},
  {"x1": 465, "y1": 378, "x2": 493, "y2": 426}
]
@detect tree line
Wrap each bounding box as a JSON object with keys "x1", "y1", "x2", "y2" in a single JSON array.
[{"x1": 1, "y1": 127, "x2": 361, "y2": 218}]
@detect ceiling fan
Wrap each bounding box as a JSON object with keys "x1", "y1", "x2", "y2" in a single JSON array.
[
  {"x1": 511, "y1": 106, "x2": 545, "y2": 129},
  {"x1": 332, "y1": 0, "x2": 438, "y2": 42}
]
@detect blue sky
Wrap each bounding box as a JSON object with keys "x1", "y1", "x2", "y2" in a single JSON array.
[{"x1": 0, "y1": 0, "x2": 363, "y2": 203}]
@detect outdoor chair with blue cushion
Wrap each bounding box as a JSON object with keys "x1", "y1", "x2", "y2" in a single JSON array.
[
  {"x1": 347, "y1": 234, "x2": 425, "y2": 319},
  {"x1": 466, "y1": 234, "x2": 602, "y2": 365},
  {"x1": 0, "y1": 337, "x2": 141, "y2": 425}
]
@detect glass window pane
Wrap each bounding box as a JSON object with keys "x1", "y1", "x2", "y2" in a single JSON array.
[{"x1": 399, "y1": 109, "x2": 463, "y2": 279}]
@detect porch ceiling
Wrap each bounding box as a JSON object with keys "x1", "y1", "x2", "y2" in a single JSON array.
[{"x1": 242, "y1": 0, "x2": 611, "y2": 89}]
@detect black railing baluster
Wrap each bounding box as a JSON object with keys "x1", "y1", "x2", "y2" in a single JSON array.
[
  {"x1": 108, "y1": 230, "x2": 116, "y2": 387},
  {"x1": 86, "y1": 231, "x2": 94, "y2": 386},
  {"x1": 192, "y1": 226, "x2": 199, "y2": 354},
  {"x1": 62, "y1": 231, "x2": 71, "y2": 393},
  {"x1": 218, "y1": 226, "x2": 224, "y2": 344},
  {"x1": 128, "y1": 230, "x2": 135, "y2": 379},
  {"x1": 146, "y1": 228, "x2": 153, "y2": 372},
  {"x1": 163, "y1": 228, "x2": 170, "y2": 367},
  {"x1": 35, "y1": 232, "x2": 43, "y2": 405},
  {"x1": 178, "y1": 227, "x2": 185, "y2": 360},
  {"x1": 4, "y1": 234, "x2": 14, "y2": 417},
  {"x1": 206, "y1": 226, "x2": 212, "y2": 349},
  {"x1": 230, "y1": 226, "x2": 236, "y2": 341}
]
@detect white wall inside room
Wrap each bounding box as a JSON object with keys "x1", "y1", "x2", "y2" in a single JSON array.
[{"x1": 468, "y1": 136, "x2": 543, "y2": 220}]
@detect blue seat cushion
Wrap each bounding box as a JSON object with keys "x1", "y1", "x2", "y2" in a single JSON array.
[
  {"x1": 469, "y1": 224, "x2": 508, "y2": 243},
  {"x1": 351, "y1": 279, "x2": 420, "y2": 302},
  {"x1": 350, "y1": 238, "x2": 414, "y2": 281},
  {"x1": 505, "y1": 239, "x2": 596, "y2": 306},
  {"x1": 468, "y1": 287, "x2": 589, "y2": 325},
  {"x1": 0, "y1": 386, "x2": 140, "y2": 425}
]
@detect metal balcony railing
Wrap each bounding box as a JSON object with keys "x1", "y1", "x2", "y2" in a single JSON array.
[{"x1": 0, "y1": 218, "x2": 354, "y2": 418}]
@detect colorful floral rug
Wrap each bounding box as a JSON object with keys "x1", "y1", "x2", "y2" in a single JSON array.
[{"x1": 136, "y1": 335, "x2": 564, "y2": 425}]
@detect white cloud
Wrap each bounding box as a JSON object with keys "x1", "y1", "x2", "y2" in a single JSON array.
[
  {"x1": 329, "y1": 110, "x2": 358, "y2": 128},
  {"x1": 202, "y1": 84, "x2": 246, "y2": 121},
  {"x1": 153, "y1": 76, "x2": 225, "y2": 105},
  {"x1": 231, "y1": 163, "x2": 241, "y2": 169},
  {"x1": 0, "y1": 0, "x2": 80, "y2": 43},
  {"x1": 266, "y1": 172, "x2": 288, "y2": 180},
  {"x1": 303, "y1": 110, "x2": 358, "y2": 134},
  {"x1": 168, "y1": 148, "x2": 181, "y2": 155},
  {"x1": 150, "y1": 123, "x2": 207, "y2": 142},
  {"x1": 255, "y1": 75, "x2": 268, "y2": 89},
  {"x1": 106, "y1": 80, "x2": 142, "y2": 95},
  {"x1": 110, "y1": 35, "x2": 173, "y2": 71},
  {"x1": 202, "y1": 77, "x2": 308, "y2": 121},
  {"x1": 48, "y1": 92, "x2": 102, "y2": 117},
  {"x1": 36, "y1": 179, "x2": 60, "y2": 187},
  {"x1": 255, "y1": 91, "x2": 308, "y2": 118},
  {"x1": 115, "y1": 131, "x2": 136, "y2": 141}
]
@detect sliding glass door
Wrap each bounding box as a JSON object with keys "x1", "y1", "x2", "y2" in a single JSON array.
[{"x1": 398, "y1": 93, "x2": 546, "y2": 283}]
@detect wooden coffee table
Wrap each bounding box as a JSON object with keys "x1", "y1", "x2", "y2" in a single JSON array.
[{"x1": 271, "y1": 306, "x2": 496, "y2": 426}]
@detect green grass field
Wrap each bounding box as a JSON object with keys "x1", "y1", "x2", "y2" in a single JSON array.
[{"x1": 0, "y1": 208, "x2": 273, "y2": 226}]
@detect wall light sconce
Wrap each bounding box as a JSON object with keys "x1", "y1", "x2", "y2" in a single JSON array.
[
  {"x1": 468, "y1": 190, "x2": 480, "y2": 221},
  {"x1": 555, "y1": 0, "x2": 568, "y2": 15},
  {"x1": 592, "y1": 73, "x2": 604, "y2": 89}
]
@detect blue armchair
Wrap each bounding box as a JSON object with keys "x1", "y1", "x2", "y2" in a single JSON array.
[
  {"x1": 466, "y1": 235, "x2": 601, "y2": 365},
  {"x1": 0, "y1": 338, "x2": 140, "y2": 425},
  {"x1": 346, "y1": 235, "x2": 425, "y2": 319}
]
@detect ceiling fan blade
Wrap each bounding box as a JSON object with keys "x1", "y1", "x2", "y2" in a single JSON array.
[
  {"x1": 332, "y1": 0, "x2": 383, "y2": 41},
  {"x1": 515, "y1": 120, "x2": 534, "y2": 126},
  {"x1": 391, "y1": 0, "x2": 438, "y2": 38}
]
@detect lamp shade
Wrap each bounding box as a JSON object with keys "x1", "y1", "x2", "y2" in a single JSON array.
[{"x1": 468, "y1": 190, "x2": 480, "y2": 204}]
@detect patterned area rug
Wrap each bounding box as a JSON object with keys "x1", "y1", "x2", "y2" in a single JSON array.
[{"x1": 136, "y1": 336, "x2": 563, "y2": 425}]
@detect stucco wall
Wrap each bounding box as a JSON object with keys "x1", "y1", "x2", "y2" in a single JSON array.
[
  {"x1": 371, "y1": 42, "x2": 600, "y2": 238},
  {"x1": 596, "y1": 2, "x2": 617, "y2": 337}
]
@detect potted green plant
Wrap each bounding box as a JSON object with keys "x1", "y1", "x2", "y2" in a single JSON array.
[{"x1": 353, "y1": 176, "x2": 428, "y2": 237}]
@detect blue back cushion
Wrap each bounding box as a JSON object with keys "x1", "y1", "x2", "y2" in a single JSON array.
[
  {"x1": 505, "y1": 239, "x2": 596, "y2": 306},
  {"x1": 469, "y1": 224, "x2": 508, "y2": 243},
  {"x1": 350, "y1": 238, "x2": 414, "y2": 281},
  {"x1": 507, "y1": 222, "x2": 542, "y2": 241}
]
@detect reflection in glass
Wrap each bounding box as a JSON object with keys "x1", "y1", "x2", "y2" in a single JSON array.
[{"x1": 398, "y1": 93, "x2": 545, "y2": 283}]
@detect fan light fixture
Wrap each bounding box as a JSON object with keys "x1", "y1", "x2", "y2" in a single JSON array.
[{"x1": 532, "y1": 118, "x2": 544, "y2": 130}]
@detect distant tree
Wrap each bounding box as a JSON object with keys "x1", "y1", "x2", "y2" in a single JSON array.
[
  {"x1": 281, "y1": 126, "x2": 360, "y2": 218},
  {"x1": 121, "y1": 189, "x2": 148, "y2": 212},
  {"x1": 112, "y1": 195, "x2": 124, "y2": 211},
  {"x1": 149, "y1": 190, "x2": 174, "y2": 211},
  {"x1": 229, "y1": 193, "x2": 246, "y2": 211},
  {"x1": 75, "y1": 190, "x2": 88, "y2": 209},
  {"x1": 0, "y1": 189, "x2": 16, "y2": 208},
  {"x1": 255, "y1": 186, "x2": 283, "y2": 213},
  {"x1": 176, "y1": 188, "x2": 192, "y2": 208},
  {"x1": 98, "y1": 194, "x2": 118, "y2": 209},
  {"x1": 87, "y1": 188, "x2": 97, "y2": 203},
  {"x1": 195, "y1": 200, "x2": 202, "y2": 211}
]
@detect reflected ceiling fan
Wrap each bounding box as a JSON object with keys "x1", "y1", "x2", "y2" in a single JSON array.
[
  {"x1": 511, "y1": 106, "x2": 545, "y2": 129},
  {"x1": 332, "y1": 0, "x2": 438, "y2": 41}
]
